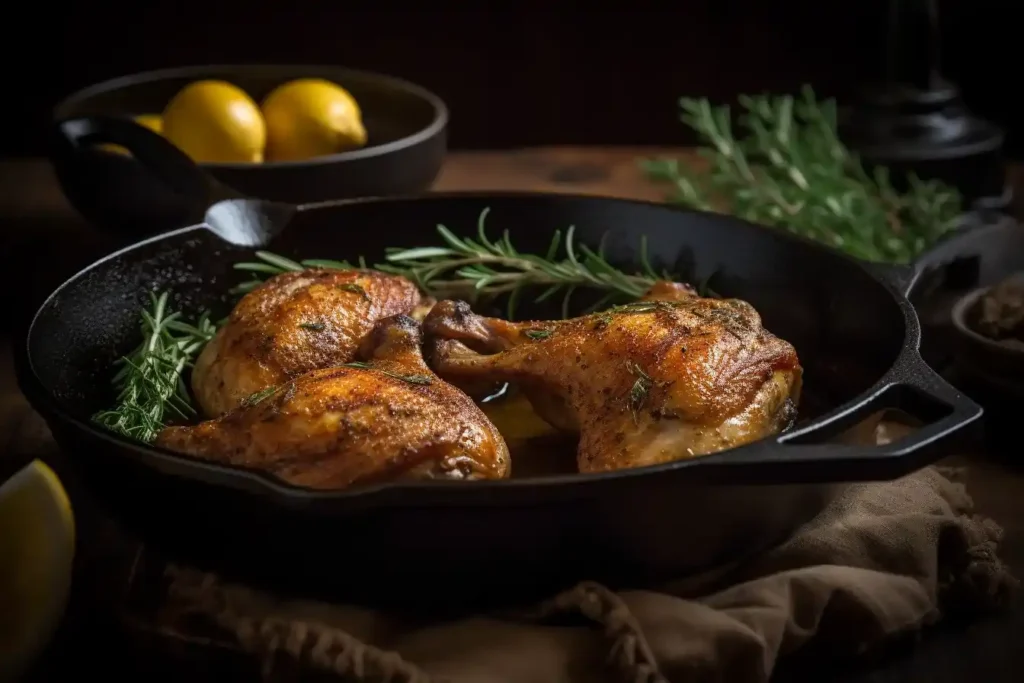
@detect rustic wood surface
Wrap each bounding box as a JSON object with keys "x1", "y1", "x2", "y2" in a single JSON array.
[{"x1": 2, "y1": 148, "x2": 1023, "y2": 682}]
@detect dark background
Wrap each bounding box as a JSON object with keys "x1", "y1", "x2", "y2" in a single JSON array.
[{"x1": 4, "y1": 1, "x2": 1021, "y2": 158}]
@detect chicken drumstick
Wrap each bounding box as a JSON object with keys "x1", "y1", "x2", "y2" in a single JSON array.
[
  {"x1": 423, "y1": 283, "x2": 802, "y2": 473},
  {"x1": 158, "y1": 315, "x2": 510, "y2": 489}
]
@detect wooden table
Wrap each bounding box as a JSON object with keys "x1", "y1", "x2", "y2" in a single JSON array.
[{"x1": 2, "y1": 148, "x2": 1023, "y2": 682}]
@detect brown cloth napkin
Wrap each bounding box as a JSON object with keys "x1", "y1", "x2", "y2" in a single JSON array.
[{"x1": 159, "y1": 465, "x2": 1017, "y2": 683}]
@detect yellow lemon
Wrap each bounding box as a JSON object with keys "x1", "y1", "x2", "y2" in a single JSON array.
[
  {"x1": 162, "y1": 80, "x2": 266, "y2": 163},
  {"x1": 0, "y1": 460, "x2": 75, "y2": 682},
  {"x1": 134, "y1": 113, "x2": 163, "y2": 135},
  {"x1": 98, "y1": 113, "x2": 164, "y2": 156},
  {"x1": 261, "y1": 78, "x2": 367, "y2": 162}
]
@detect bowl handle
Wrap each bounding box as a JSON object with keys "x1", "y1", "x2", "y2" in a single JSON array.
[{"x1": 51, "y1": 116, "x2": 233, "y2": 211}]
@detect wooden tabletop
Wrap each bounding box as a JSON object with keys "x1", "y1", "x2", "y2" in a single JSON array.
[{"x1": 3, "y1": 148, "x2": 1024, "y2": 683}]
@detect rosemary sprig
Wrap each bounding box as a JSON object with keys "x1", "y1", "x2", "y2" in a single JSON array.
[
  {"x1": 641, "y1": 86, "x2": 962, "y2": 264},
  {"x1": 232, "y1": 256, "x2": 362, "y2": 295},
  {"x1": 92, "y1": 291, "x2": 218, "y2": 442},
  {"x1": 379, "y1": 208, "x2": 668, "y2": 318},
  {"x1": 231, "y1": 208, "x2": 674, "y2": 320},
  {"x1": 627, "y1": 361, "x2": 654, "y2": 423},
  {"x1": 341, "y1": 361, "x2": 433, "y2": 386}
]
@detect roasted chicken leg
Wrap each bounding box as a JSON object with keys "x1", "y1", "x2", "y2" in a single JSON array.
[
  {"x1": 157, "y1": 315, "x2": 510, "y2": 489},
  {"x1": 192, "y1": 268, "x2": 428, "y2": 417},
  {"x1": 423, "y1": 284, "x2": 802, "y2": 472}
]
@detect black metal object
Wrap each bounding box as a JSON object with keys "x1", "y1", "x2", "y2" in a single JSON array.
[
  {"x1": 14, "y1": 193, "x2": 985, "y2": 610},
  {"x1": 840, "y1": 0, "x2": 1009, "y2": 210},
  {"x1": 49, "y1": 64, "x2": 448, "y2": 239}
]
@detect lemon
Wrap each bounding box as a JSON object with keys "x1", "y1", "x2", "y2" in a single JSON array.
[
  {"x1": 134, "y1": 113, "x2": 163, "y2": 135},
  {"x1": 98, "y1": 113, "x2": 164, "y2": 156},
  {"x1": 261, "y1": 78, "x2": 367, "y2": 162},
  {"x1": 162, "y1": 80, "x2": 266, "y2": 163},
  {"x1": 0, "y1": 460, "x2": 75, "y2": 682}
]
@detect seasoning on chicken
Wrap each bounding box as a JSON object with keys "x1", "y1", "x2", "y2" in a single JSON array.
[
  {"x1": 192, "y1": 268, "x2": 425, "y2": 417},
  {"x1": 157, "y1": 315, "x2": 510, "y2": 489},
  {"x1": 423, "y1": 282, "x2": 802, "y2": 473}
]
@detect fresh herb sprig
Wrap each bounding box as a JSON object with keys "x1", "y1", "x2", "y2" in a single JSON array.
[
  {"x1": 627, "y1": 361, "x2": 655, "y2": 424},
  {"x1": 232, "y1": 208, "x2": 674, "y2": 319},
  {"x1": 341, "y1": 361, "x2": 433, "y2": 386},
  {"x1": 92, "y1": 291, "x2": 217, "y2": 443},
  {"x1": 232, "y1": 253, "x2": 361, "y2": 295},
  {"x1": 641, "y1": 86, "x2": 962, "y2": 263}
]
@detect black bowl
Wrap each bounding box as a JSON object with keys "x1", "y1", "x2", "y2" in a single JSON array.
[
  {"x1": 951, "y1": 282, "x2": 1024, "y2": 391},
  {"x1": 50, "y1": 64, "x2": 448, "y2": 237}
]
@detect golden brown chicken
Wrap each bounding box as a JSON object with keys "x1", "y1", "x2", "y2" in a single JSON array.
[
  {"x1": 157, "y1": 315, "x2": 510, "y2": 489},
  {"x1": 423, "y1": 282, "x2": 802, "y2": 473},
  {"x1": 192, "y1": 268, "x2": 428, "y2": 417}
]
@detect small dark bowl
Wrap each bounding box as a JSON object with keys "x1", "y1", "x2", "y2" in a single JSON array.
[
  {"x1": 50, "y1": 64, "x2": 448, "y2": 237},
  {"x1": 948, "y1": 243, "x2": 1024, "y2": 460},
  {"x1": 951, "y1": 283, "x2": 1024, "y2": 396}
]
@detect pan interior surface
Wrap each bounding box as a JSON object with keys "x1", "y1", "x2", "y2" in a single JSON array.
[{"x1": 28, "y1": 194, "x2": 906, "y2": 456}]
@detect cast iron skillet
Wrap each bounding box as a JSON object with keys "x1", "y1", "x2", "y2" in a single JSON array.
[{"x1": 15, "y1": 152, "x2": 987, "y2": 610}]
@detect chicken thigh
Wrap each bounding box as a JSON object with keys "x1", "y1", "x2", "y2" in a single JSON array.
[
  {"x1": 423, "y1": 284, "x2": 802, "y2": 473},
  {"x1": 192, "y1": 268, "x2": 426, "y2": 417},
  {"x1": 158, "y1": 315, "x2": 510, "y2": 489}
]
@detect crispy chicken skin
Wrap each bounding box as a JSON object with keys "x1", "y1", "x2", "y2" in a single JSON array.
[
  {"x1": 157, "y1": 315, "x2": 510, "y2": 489},
  {"x1": 192, "y1": 268, "x2": 424, "y2": 417},
  {"x1": 423, "y1": 282, "x2": 802, "y2": 473}
]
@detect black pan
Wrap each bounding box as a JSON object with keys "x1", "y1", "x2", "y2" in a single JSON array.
[{"x1": 15, "y1": 191, "x2": 988, "y2": 610}]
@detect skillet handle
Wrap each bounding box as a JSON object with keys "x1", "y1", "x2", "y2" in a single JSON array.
[
  {"x1": 51, "y1": 115, "x2": 232, "y2": 209},
  {"x1": 863, "y1": 211, "x2": 1017, "y2": 298},
  {"x1": 742, "y1": 350, "x2": 983, "y2": 483}
]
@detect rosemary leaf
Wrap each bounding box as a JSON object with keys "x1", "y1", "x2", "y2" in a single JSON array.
[
  {"x1": 342, "y1": 361, "x2": 433, "y2": 386},
  {"x1": 336, "y1": 283, "x2": 368, "y2": 299},
  {"x1": 302, "y1": 258, "x2": 356, "y2": 270},
  {"x1": 255, "y1": 251, "x2": 305, "y2": 272},
  {"x1": 241, "y1": 386, "x2": 279, "y2": 408},
  {"x1": 233, "y1": 262, "x2": 287, "y2": 275},
  {"x1": 229, "y1": 280, "x2": 264, "y2": 295},
  {"x1": 386, "y1": 246, "x2": 459, "y2": 261}
]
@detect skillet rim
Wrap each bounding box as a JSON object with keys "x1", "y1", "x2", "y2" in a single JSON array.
[{"x1": 15, "y1": 191, "x2": 920, "y2": 502}]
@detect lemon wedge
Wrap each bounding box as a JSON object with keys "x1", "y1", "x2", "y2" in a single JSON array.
[
  {"x1": 162, "y1": 80, "x2": 266, "y2": 164},
  {"x1": 262, "y1": 78, "x2": 367, "y2": 162},
  {"x1": 0, "y1": 460, "x2": 75, "y2": 682}
]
